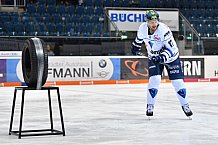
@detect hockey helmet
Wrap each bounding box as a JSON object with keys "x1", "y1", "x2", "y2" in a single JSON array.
[{"x1": 145, "y1": 10, "x2": 159, "y2": 21}]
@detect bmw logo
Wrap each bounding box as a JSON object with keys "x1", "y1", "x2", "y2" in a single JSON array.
[{"x1": 99, "y1": 59, "x2": 107, "y2": 68}]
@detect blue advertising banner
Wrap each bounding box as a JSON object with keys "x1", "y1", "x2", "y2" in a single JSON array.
[
  {"x1": 6, "y1": 59, "x2": 20, "y2": 82},
  {"x1": 110, "y1": 58, "x2": 120, "y2": 80}
]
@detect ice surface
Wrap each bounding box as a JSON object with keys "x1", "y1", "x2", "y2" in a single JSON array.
[{"x1": 0, "y1": 82, "x2": 218, "y2": 145}]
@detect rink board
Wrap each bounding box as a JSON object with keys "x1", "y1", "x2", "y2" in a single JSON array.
[{"x1": 0, "y1": 55, "x2": 218, "y2": 86}]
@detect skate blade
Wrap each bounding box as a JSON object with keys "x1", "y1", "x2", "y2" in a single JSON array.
[
  {"x1": 187, "y1": 116, "x2": 192, "y2": 120},
  {"x1": 148, "y1": 116, "x2": 152, "y2": 120}
]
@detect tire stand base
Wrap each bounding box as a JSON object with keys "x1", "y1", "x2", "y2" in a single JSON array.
[{"x1": 9, "y1": 87, "x2": 65, "y2": 139}]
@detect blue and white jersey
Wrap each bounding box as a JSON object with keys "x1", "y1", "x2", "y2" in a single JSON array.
[{"x1": 132, "y1": 22, "x2": 179, "y2": 63}]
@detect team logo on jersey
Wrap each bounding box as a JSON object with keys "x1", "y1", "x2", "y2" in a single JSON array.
[
  {"x1": 148, "y1": 41, "x2": 154, "y2": 48},
  {"x1": 154, "y1": 34, "x2": 160, "y2": 41},
  {"x1": 150, "y1": 47, "x2": 164, "y2": 54}
]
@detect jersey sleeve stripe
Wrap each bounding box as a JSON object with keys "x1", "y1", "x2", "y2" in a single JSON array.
[
  {"x1": 136, "y1": 36, "x2": 143, "y2": 41},
  {"x1": 162, "y1": 51, "x2": 171, "y2": 58},
  {"x1": 132, "y1": 42, "x2": 141, "y2": 48},
  {"x1": 164, "y1": 47, "x2": 174, "y2": 57},
  {"x1": 133, "y1": 40, "x2": 142, "y2": 46},
  {"x1": 160, "y1": 54, "x2": 167, "y2": 62}
]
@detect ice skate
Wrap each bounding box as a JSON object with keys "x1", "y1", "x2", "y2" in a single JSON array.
[
  {"x1": 146, "y1": 104, "x2": 154, "y2": 119},
  {"x1": 182, "y1": 103, "x2": 193, "y2": 119}
]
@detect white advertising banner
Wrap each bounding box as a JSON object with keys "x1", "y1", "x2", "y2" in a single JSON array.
[
  {"x1": 205, "y1": 57, "x2": 218, "y2": 78},
  {"x1": 108, "y1": 9, "x2": 179, "y2": 31},
  {"x1": 0, "y1": 51, "x2": 22, "y2": 57},
  {"x1": 47, "y1": 57, "x2": 115, "y2": 81}
]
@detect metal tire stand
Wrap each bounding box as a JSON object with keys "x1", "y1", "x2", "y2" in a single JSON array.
[{"x1": 9, "y1": 86, "x2": 65, "y2": 139}]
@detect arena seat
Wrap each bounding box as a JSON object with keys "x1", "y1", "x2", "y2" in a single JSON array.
[
  {"x1": 120, "y1": 0, "x2": 129, "y2": 7},
  {"x1": 47, "y1": 0, "x2": 55, "y2": 5},
  {"x1": 94, "y1": 0, "x2": 103, "y2": 7},
  {"x1": 62, "y1": 14, "x2": 72, "y2": 23},
  {"x1": 52, "y1": 13, "x2": 61, "y2": 24},
  {"x1": 14, "y1": 22, "x2": 25, "y2": 36},
  {"x1": 56, "y1": 23, "x2": 66, "y2": 36},
  {"x1": 80, "y1": 15, "x2": 91, "y2": 23},
  {"x1": 76, "y1": 23, "x2": 86, "y2": 36},
  {"x1": 24, "y1": 22, "x2": 35, "y2": 36},
  {"x1": 31, "y1": 13, "x2": 43, "y2": 23},
  {"x1": 95, "y1": 7, "x2": 104, "y2": 16},
  {"x1": 9, "y1": 12, "x2": 19, "y2": 23},
  {"x1": 0, "y1": 23, "x2": 5, "y2": 36},
  {"x1": 65, "y1": 23, "x2": 75, "y2": 36},
  {"x1": 1, "y1": 15, "x2": 10, "y2": 22},
  {"x1": 38, "y1": 0, "x2": 45, "y2": 5},
  {"x1": 26, "y1": 4, "x2": 37, "y2": 14},
  {"x1": 84, "y1": 0, "x2": 94, "y2": 7},
  {"x1": 42, "y1": 13, "x2": 53, "y2": 22},
  {"x1": 66, "y1": 5, "x2": 75, "y2": 14},
  {"x1": 21, "y1": 12, "x2": 31, "y2": 24},
  {"x1": 4, "y1": 22, "x2": 14, "y2": 36},
  {"x1": 113, "y1": 0, "x2": 121, "y2": 7},
  {"x1": 72, "y1": 14, "x2": 81, "y2": 23},
  {"x1": 76, "y1": 6, "x2": 85, "y2": 15},
  {"x1": 35, "y1": 23, "x2": 47, "y2": 36},
  {"x1": 47, "y1": 5, "x2": 57, "y2": 14},
  {"x1": 46, "y1": 23, "x2": 56, "y2": 36},
  {"x1": 37, "y1": 4, "x2": 46, "y2": 14},
  {"x1": 86, "y1": 23, "x2": 95, "y2": 36},
  {"x1": 86, "y1": 6, "x2": 95, "y2": 16},
  {"x1": 95, "y1": 23, "x2": 103, "y2": 34},
  {"x1": 56, "y1": 5, "x2": 66, "y2": 15},
  {"x1": 104, "y1": 0, "x2": 113, "y2": 7},
  {"x1": 91, "y1": 15, "x2": 99, "y2": 24}
]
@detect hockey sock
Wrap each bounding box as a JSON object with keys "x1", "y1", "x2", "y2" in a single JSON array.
[
  {"x1": 171, "y1": 79, "x2": 189, "y2": 106},
  {"x1": 147, "y1": 75, "x2": 161, "y2": 105}
]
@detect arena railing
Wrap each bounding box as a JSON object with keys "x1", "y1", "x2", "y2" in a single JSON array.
[
  {"x1": 179, "y1": 12, "x2": 203, "y2": 55},
  {"x1": 0, "y1": 0, "x2": 25, "y2": 7}
]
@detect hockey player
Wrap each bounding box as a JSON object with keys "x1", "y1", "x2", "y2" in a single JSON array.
[{"x1": 131, "y1": 10, "x2": 193, "y2": 118}]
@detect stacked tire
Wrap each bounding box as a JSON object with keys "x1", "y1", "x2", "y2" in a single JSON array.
[{"x1": 22, "y1": 38, "x2": 48, "y2": 89}]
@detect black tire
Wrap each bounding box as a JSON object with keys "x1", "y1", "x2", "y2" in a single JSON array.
[{"x1": 22, "y1": 38, "x2": 48, "y2": 89}]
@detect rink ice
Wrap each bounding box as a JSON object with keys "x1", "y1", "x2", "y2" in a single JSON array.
[{"x1": 0, "y1": 82, "x2": 218, "y2": 145}]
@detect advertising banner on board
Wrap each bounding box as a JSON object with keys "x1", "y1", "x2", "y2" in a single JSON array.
[
  {"x1": 120, "y1": 57, "x2": 204, "y2": 79},
  {"x1": 204, "y1": 57, "x2": 218, "y2": 78},
  {"x1": 0, "y1": 59, "x2": 6, "y2": 82},
  {"x1": 47, "y1": 57, "x2": 120, "y2": 81},
  {"x1": 108, "y1": 9, "x2": 179, "y2": 31},
  {"x1": 0, "y1": 56, "x2": 211, "y2": 83}
]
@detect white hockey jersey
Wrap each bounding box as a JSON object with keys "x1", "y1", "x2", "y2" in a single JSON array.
[{"x1": 132, "y1": 22, "x2": 179, "y2": 63}]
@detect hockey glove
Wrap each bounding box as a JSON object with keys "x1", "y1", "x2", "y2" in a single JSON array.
[
  {"x1": 135, "y1": 51, "x2": 145, "y2": 56},
  {"x1": 151, "y1": 55, "x2": 164, "y2": 64},
  {"x1": 131, "y1": 46, "x2": 145, "y2": 56},
  {"x1": 131, "y1": 44, "x2": 144, "y2": 55}
]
